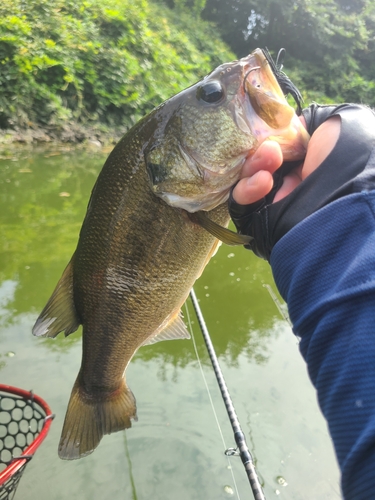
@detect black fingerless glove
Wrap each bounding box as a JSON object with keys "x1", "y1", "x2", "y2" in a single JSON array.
[{"x1": 229, "y1": 103, "x2": 375, "y2": 261}]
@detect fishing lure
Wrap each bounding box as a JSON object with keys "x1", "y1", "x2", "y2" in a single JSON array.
[{"x1": 263, "y1": 47, "x2": 304, "y2": 115}]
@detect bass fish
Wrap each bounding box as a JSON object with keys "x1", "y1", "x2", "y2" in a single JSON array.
[{"x1": 33, "y1": 49, "x2": 309, "y2": 460}]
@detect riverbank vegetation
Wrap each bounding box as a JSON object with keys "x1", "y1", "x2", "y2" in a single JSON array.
[
  {"x1": 0, "y1": 0, "x2": 233, "y2": 142},
  {"x1": 1, "y1": 0, "x2": 375, "y2": 142}
]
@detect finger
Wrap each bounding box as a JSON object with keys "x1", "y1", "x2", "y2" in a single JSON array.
[
  {"x1": 270, "y1": 116, "x2": 340, "y2": 202},
  {"x1": 301, "y1": 115, "x2": 341, "y2": 179},
  {"x1": 232, "y1": 170, "x2": 274, "y2": 205},
  {"x1": 240, "y1": 140, "x2": 283, "y2": 178}
]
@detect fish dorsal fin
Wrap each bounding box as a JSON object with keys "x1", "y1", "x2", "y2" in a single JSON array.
[
  {"x1": 189, "y1": 211, "x2": 253, "y2": 246},
  {"x1": 142, "y1": 312, "x2": 190, "y2": 346},
  {"x1": 32, "y1": 258, "x2": 80, "y2": 338}
]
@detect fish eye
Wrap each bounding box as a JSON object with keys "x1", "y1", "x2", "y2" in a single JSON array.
[{"x1": 196, "y1": 81, "x2": 224, "y2": 104}]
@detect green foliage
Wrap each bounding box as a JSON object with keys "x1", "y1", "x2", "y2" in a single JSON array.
[
  {"x1": 3, "y1": 0, "x2": 375, "y2": 133},
  {"x1": 163, "y1": 0, "x2": 207, "y2": 18},
  {"x1": 202, "y1": 0, "x2": 375, "y2": 107},
  {"x1": 0, "y1": 0, "x2": 233, "y2": 131}
]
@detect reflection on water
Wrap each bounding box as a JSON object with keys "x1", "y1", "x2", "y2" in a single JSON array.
[{"x1": 0, "y1": 147, "x2": 340, "y2": 499}]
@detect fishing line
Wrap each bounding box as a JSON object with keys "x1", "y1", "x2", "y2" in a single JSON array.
[
  {"x1": 263, "y1": 284, "x2": 292, "y2": 326},
  {"x1": 184, "y1": 301, "x2": 242, "y2": 500},
  {"x1": 189, "y1": 288, "x2": 266, "y2": 500},
  {"x1": 123, "y1": 432, "x2": 138, "y2": 500}
]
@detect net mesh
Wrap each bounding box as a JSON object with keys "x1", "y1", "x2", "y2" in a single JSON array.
[
  {"x1": 0, "y1": 463, "x2": 26, "y2": 500},
  {"x1": 0, "y1": 391, "x2": 47, "y2": 500}
]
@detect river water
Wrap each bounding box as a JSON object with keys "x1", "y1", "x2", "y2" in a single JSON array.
[{"x1": 0, "y1": 146, "x2": 340, "y2": 499}]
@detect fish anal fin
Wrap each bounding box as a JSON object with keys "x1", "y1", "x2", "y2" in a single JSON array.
[
  {"x1": 142, "y1": 311, "x2": 190, "y2": 346},
  {"x1": 32, "y1": 258, "x2": 80, "y2": 338},
  {"x1": 58, "y1": 378, "x2": 137, "y2": 460}
]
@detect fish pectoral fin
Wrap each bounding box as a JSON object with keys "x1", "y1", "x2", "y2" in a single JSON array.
[
  {"x1": 58, "y1": 378, "x2": 137, "y2": 460},
  {"x1": 142, "y1": 311, "x2": 190, "y2": 346},
  {"x1": 189, "y1": 211, "x2": 253, "y2": 246},
  {"x1": 32, "y1": 258, "x2": 80, "y2": 338}
]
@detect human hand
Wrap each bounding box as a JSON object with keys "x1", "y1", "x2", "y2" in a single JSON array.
[
  {"x1": 228, "y1": 103, "x2": 375, "y2": 260},
  {"x1": 232, "y1": 115, "x2": 341, "y2": 206}
]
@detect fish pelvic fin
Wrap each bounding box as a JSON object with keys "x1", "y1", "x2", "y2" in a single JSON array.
[
  {"x1": 189, "y1": 211, "x2": 253, "y2": 246},
  {"x1": 58, "y1": 378, "x2": 137, "y2": 460},
  {"x1": 32, "y1": 258, "x2": 80, "y2": 338}
]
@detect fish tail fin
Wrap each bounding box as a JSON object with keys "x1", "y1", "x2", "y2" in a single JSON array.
[{"x1": 58, "y1": 378, "x2": 137, "y2": 460}]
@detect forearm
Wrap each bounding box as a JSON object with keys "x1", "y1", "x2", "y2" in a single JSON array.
[{"x1": 271, "y1": 191, "x2": 375, "y2": 499}]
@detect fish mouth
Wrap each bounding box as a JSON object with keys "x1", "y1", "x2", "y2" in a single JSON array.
[
  {"x1": 185, "y1": 49, "x2": 309, "y2": 178},
  {"x1": 240, "y1": 49, "x2": 310, "y2": 161},
  {"x1": 149, "y1": 48, "x2": 310, "y2": 214},
  {"x1": 176, "y1": 49, "x2": 310, "y2": 212}
]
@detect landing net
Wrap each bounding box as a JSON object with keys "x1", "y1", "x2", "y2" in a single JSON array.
[{"x1": 0, "y1": 385, "x2": 54, "y2": 500}]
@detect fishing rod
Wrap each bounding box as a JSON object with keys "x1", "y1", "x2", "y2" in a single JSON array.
[{"x1": 189, "y1": 288, "x2": 266, "y2": 500}]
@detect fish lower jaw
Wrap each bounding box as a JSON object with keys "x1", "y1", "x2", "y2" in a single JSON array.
[{"x1": 255, "y1": 114, "x2": 310, "y2": 161}]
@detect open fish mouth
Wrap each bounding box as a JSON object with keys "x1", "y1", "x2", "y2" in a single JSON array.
[
  {"x1": 145, "y1": 48, "x2": 310, "y2": 213},
  {"x1": 239, "y1": 49, "x2": 309, "y2": 159}
]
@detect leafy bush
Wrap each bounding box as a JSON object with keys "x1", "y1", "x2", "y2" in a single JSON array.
[
  {"x1": 202, "y1": 0, "x2": 375, "y2": 108},
  {"x1": 0, "y1": 0, "x2": 234, "y2": 132}
]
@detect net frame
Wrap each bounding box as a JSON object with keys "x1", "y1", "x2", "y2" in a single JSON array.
[{"x1": 0, "y1": 385, "x2": 54, "y2": 499}]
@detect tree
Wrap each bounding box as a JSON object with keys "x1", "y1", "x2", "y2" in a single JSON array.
[{"x1": 202, "y1": 0, "x2": 375, "y2": 106}]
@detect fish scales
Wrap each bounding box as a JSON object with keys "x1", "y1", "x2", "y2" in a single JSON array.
[
  {"x1": 74, "y1": 124, "x2": 229, "y2": 390},
  {"x1": 32, "y1": 49, "x2": 310, "y2": 460}
]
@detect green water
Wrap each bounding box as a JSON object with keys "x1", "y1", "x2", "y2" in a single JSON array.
[{"x1": 0, "y1": 146, "x2": 340, "y2": 499}]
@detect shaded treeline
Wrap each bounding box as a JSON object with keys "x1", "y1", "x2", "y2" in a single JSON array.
[
  {"x1": 200, "y1": 0, "x2": 375, "y2": 105},
  {"x1": 1, "y1": 0, "x2": 375, "y2": 136}
]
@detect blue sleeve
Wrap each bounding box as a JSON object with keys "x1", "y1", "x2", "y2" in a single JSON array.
[{"x1": 270, "y1": 190, "x2": 375, "y2": 499}]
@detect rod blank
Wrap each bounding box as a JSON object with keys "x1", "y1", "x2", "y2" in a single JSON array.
[{"x1": 190, "y1": 288, "x2": 266, "y2": 500}]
